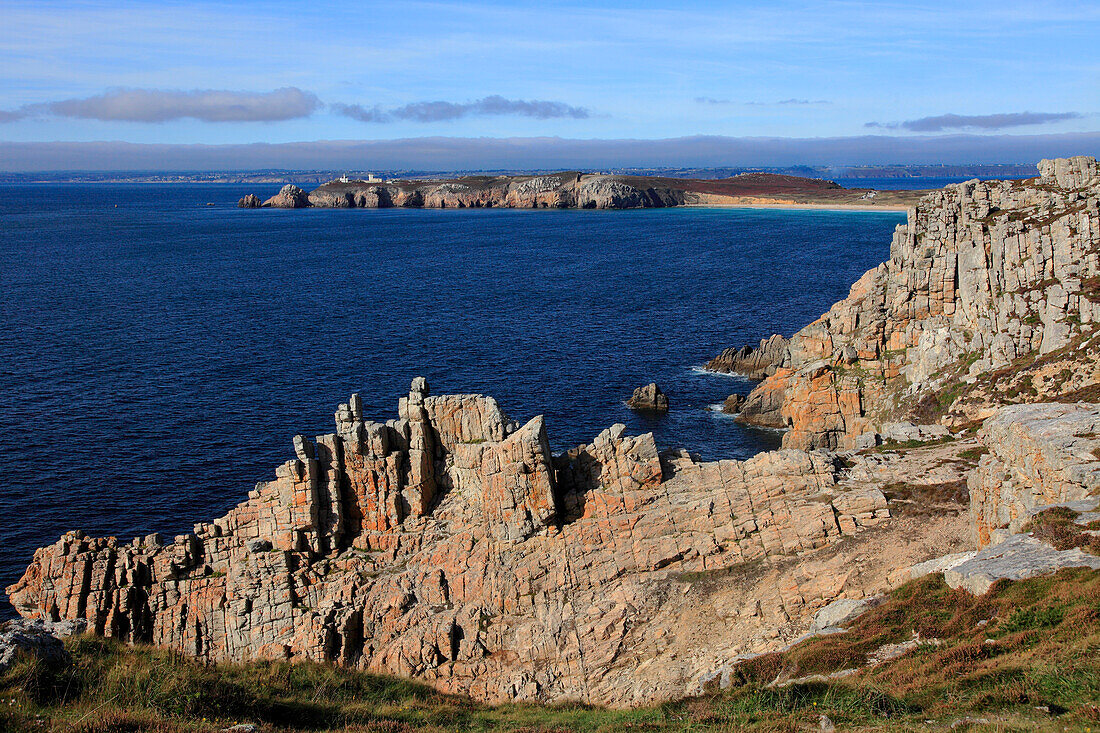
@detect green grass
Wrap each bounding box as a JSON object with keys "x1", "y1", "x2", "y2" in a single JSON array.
[{"x1": 3, "y1": 570, "x2": 1100, "y2": 731}]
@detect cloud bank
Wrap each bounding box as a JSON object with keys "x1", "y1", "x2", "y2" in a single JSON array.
[
  {"x1": 3, "y1": 132, "x2": 1098, "y2": 172},
  {"x1": 17, "y1": 87, "x2": 323, "y2": 123},
  {"x1": 333, "y1": 96, "x2": 590, "y2": 123},
  {"x1": 0, "y1": 90, "x2": 590, "y2": 125},
  {"x1": 867, "y1": 111, "x2": 1081, "y2": 132}
]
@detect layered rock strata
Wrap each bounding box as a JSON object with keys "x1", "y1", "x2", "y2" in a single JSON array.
[
  {"x1": 8, "y1": 380, "x2": 897, "y2": 705},
  {"x1": 714, "y1": 157, "x2": 1100, "y2": 450}
]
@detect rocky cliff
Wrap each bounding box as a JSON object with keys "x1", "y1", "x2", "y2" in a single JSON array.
[
  {"x1": 715, "y1": 156, "x2": 1100, "y2": 451},
  {"x1": 281, "y1": 173, "x2": 687, "y2": 210},
  {"x1": 7, "y1": 377, "x2": 955, "y2": 705}
]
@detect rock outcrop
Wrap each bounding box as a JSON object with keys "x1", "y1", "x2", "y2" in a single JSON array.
[
  {"x1": 941, "y1": 534, "x2": 1100, "y2": 595},
  {"x1": 267, "y1": 173, "x2": 689, "y2": 211},
  {"x1": 237, "y1": 194, "x2": 261, "y2": 209},
  {"x1": 242, "y1": 171, "x2": 925, "y2": 212},
  {"x1": 627, "y1": 383, "x2": 669, "y2": 412},
  {"x1": 8, "y1": 380, "x2": 901, "y2": 705},
  {"x1": 0, "y1": 618, "x2": 84, "y2": 673},
  {"x1": 722, "y1": 394, "x2": 746, "y2": 414},
  {"x1": 715, "y1": 157, "x2": 1100, "y2": 450},
  {"x1": 262, "y1": 184, "x2": 310, "y2": 209},
  {"x1": 706, "y1": 335, "x2": 790, "y2": 380},
  {"x1": 967, "y1": 402, "x2": 1100, "y2": 547},
  {"x1": 908, "y1": 401, "x2": 1100, "y2": 594}
]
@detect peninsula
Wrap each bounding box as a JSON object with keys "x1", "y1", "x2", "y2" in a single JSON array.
[{"x1": 240, "y1": 171, "x2": 925, "y2": 211}]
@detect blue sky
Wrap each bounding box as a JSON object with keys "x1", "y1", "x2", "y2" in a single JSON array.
[{"x1": 1, "y1": 0, "x2": 1098, "y2": 167}]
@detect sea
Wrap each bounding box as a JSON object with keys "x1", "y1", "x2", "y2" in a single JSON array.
[{"x1": 0, "y1": 180, "x2": 941, "y2": 615}]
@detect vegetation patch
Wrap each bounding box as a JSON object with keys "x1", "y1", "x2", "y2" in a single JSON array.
[
  {"x1": 3, "y1": 571, "x2": 1100, "y2": 731},
  {"x1": 1022, "y1": 507, "x2": 1100, "y2": 555},
  {"x1": 882, "y1": 480, "x2": 968, "y2": 516}
]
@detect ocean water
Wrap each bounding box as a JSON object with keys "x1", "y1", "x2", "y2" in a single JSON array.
[{"x1": 0, "y1": 183, "x2": 904, "y2": 615}]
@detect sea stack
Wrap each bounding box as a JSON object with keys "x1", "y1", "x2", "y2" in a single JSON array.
[{"x1": 627, "y1": 382, "x2": 669, "y2": 412}]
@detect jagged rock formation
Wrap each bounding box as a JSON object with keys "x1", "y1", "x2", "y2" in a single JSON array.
[
  {"x1": 967, "y1": 402, "x2": 1100, "y2": 547},
  {"x1": 8, "y1": 379, "x2": 902, "y2": 705},
  {"x1": 714, "y1": 157, "x2": 1100, "y2": 450},
  {"x1": 237, "y1": 193, "x2": 261, "y2": 209},
  {"x1": 627, "y1": 383, "x2": 669, "y2": 412},
  {"x1": 263, "y1": 184, "x2": 310, "y2": 208},
  {"x1": 706, "y1": 335, "x2": 790, "y2": 380}
]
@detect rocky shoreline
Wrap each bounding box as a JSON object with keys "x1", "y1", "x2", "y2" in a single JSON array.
[
  {"x1": 7, "y1": 157, "x2": 1100, "y2": 708},
  {"x1": 239, "y1": 171, "x2": 924, "y2": 211}
]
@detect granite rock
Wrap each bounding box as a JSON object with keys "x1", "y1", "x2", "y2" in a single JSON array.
[
  {"x1": 716, "y1": 157, "x2": 1100, "y2": 450},
  {"x1": 627, "y1": 383, "x2": 670, "y2": 412},
  {"x1": 7, "y1": 380, "x2": 895, "y2": 706},
  {"x1": 0, "y1": 618, "x2": 84, "y2": 673},
  {"x1": 262, "y1": 184, "x2": 310, "y2": 208},
  {"x1": 942, "y1": 534, "x2": 1100, "y2": 595},
  {"x1": 967, "y1": 402, "x2": 1100, "y2": 547}
]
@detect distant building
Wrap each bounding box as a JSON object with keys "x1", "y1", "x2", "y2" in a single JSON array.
[{"x1": 336, "y1": 172, "x2": 381, "y2": 184}]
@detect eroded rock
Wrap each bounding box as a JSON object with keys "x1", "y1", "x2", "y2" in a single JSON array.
[
  {"x1": 7, "y1": 380, "x2": 899, "y2": 705},
  {"x1": 714, "y1": 157, "x2": 1100, "y2": 451},
  {"x1": 262, "y1": 184, "x2": 309, "y2": 208},
  {"x1": 968, "y1": 402, "x2": 1100, "y2": 547},
  {"x1": 627, "y1": 383, "x2": 669, "y2": 412}
]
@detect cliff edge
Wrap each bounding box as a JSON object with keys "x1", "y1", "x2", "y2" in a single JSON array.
[{"x1": 712, "y1": 156, "x2": 1100, "y2": 451}]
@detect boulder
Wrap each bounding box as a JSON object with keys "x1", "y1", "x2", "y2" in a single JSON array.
[
  {"x1": 262, "y1": 184, "x2": 310, "y2": 209},
  {"x1": 237, "y1": 193, "x2": 262, "y2": 209},
  {"x1": 968, "y1": 403, "x2": 1100, "y2": 547},
  {"x1": 943, "y1": 534, "x2": 1100, "y2": 595},
  {"x1": 0, "y1": 618, "x2": 84, "y2": 673},
  {"x1": 627, "y1": 383, "x2": 669, "y2": 412},
  {"x1": 809, "y1": 597, "x2": 880, "y2": 633},
  {"x1": 722, "y1": 394, "x2": 746, "y2": 414}
]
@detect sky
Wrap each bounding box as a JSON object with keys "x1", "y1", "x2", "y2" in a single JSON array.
[{"x1": 1, "y1": 0, "x2": 1098, "y2": 170}]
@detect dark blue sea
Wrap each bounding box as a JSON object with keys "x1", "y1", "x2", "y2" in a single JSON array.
[{"x1": 0, "y1": 183, "x2": 905, "y2": 616}]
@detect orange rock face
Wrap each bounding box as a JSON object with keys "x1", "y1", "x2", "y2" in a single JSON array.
[
  {"x1": 6, "y1": 380, "x2": 891, "y2": 705},
  {"x1": 731, "y1": 157, "x2": 1100, "y2": 450}
]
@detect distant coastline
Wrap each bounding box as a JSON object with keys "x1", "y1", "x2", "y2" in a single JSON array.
[
  {"x1": 241, "y1": 171, "x2": 932, "y2": 211},
  {"x1": 0, "y1": 163, "x2": 1038, "y2": 186}
]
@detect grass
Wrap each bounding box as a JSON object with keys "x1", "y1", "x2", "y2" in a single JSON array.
[
  {"x1": 957, "y1": 446, "x2": 989, "y2": 462},
  {"x1": 3, "y1": 570, "x2": 1100, "y2": 731},
  {"x1": 881, "y1": 479, "x2": 968, "y2": 516},
  {"x1": 1022, "y1": 507, "x2": 1100, "y2": 556}
]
